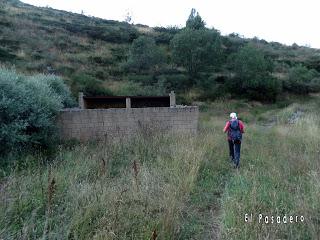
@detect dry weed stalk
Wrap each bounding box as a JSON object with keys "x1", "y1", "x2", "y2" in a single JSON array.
[
  {"x1": 150, "y1": 229, "x2": 158, "y2": 240},
  {"x1": 47, "y1": 179, "x2": 56, "y2": 214},
  {"x1": 42, "y1": 167, "x2": 56, "y2": 239},
  {"x1": 100, "y1": 157, "x2": 107, "y2": 176},
  {"x1": 132, "y1": 160, "x2": 139, "y2": 190}
]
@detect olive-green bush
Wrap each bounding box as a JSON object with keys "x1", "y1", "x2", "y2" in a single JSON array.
[{"x1": 0, "y1": 68, "x2": 73, "y2": 155}]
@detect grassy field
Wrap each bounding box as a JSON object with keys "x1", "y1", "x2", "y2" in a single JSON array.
[{"x1": 1, "y1": 96, "x2": 320, "y2": 239}]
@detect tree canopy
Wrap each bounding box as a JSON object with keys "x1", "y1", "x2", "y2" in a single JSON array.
[
  {"x1": 170, "y1": 9, "x2": 222, "y2": 82},
  {"x1": 230, "y1": 44, "x2": 281, "y2": 101},
  {"x1": 186, "y1": 8, "x2": 205, "y2": 30}
]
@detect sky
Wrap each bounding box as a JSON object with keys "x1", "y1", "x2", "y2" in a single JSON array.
[{"x1": 21, "y1": 0, "x2": 320, "y2": 48}]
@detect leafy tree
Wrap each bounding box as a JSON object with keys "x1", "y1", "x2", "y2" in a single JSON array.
[
  {"x1": 230, "y1": 44, "x2": 281, "y2": 101},
  {"x1": 186, "y1": 8, "x2": 205, "y2": 30},
  {"x1": 170, "y1": 9, "x2": 222, "y2": 81},
  {"x1": 125, "y1": 36, "x2": 165, "y2": 73}
]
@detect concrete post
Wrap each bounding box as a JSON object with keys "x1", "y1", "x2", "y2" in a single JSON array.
[
  {"x1": 169, "y1": 91, "x2": 176, "y2": 107},
  {"x1": 126, "y1": 97, "x2": 131, "y2": 108},
  {"x1": 79, "y1": 92, "x2": 85, "y2": 109}
]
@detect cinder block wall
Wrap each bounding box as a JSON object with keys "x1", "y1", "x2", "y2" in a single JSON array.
[{"x1": 57, "y1": 107, "x2": 199, "y2": 141}]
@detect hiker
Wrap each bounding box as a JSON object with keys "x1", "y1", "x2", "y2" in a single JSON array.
[{"x1": 223, "y1": 112, "x2": 245, "y2": 168}]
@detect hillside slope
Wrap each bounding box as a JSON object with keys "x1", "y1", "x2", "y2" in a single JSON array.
[
  {"x1": 1, "y1": 0, "x2": 320, "y2": 100},
  {"x1": 0, "y1": 0, "x2": 161, "y2": 94}
]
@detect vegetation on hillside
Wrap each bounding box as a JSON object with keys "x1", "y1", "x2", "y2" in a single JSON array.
[{"x1": 0, "y1": 1, "x2": 320, "y2": 101}]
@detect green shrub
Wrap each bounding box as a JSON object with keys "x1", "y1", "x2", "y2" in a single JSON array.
[
  {"x1": 110, "y1": 45, "x2": 129, "y2": 62},
  {"x1": 156, "y1": 74, "x2": 190, "y2": 91},
  {"x1": 199, "y1": 74, "x2": 229, "y2": 100},
  {"x1": 170, "y1": 27, "x2": 222, "y2": 80},
  {"x1": 65, "y1": 21, "x2": 139, "y2": 44},
  {"x1": 283, "y1": 65, "x2": 320, "y2": 94},
  {"x1": 0, "y1": 47, "x2": 16, "y2": 62},
  {"x1": 229, "y1": 44, "x2": 281, "y2": 101},
  {"x1": 71, "y1": 73, "x2": 113, "y2": 96},
  {"x1": 88, "y1": 55, "x2": 113, "y2": 66},
  {"x1": 309, "y1": 77, "x2": 320, "y2": 92},
  {"x1": 0, "y1": 68, "x2": 73, "y2": 155},
  {"x1": 170, "y1": 10, "x2": 223, "y2": 80},
  {"x1": 154, "y1": 26, "x2": 180, "y2": 44},
  {"x1": 41, "y1": 74, "x2": 75, "y2": 107},
  {"x1": 124, "y1": 36, "x2": 166, "y2": 73}
]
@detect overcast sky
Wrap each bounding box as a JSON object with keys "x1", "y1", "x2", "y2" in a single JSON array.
[{"x1": 21, "y1": 0, "x2": 320, "y2": 48}]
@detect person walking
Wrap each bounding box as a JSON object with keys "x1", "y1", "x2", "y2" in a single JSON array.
[{"x1": 223, "y1": 112, "x2": 245, "y2": 169}]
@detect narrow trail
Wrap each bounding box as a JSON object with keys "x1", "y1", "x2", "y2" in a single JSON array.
[
  {"x1": 203, "y1": 103, "x2": 311, "y2": 239},
  {"x1": 204, "y1": 113, "x2": 280, "y2": 240}
]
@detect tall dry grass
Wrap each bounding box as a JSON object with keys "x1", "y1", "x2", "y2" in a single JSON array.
[{"x1": 0, "y1": 131, "x2": 211, "y2": 239}]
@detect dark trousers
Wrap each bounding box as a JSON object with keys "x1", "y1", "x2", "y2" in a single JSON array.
[{"x1": 228, "y1": 140, "x2": 241, "y2": 167}]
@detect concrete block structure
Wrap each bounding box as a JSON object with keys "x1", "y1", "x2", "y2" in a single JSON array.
[{"x1": 57, "y1": 92, "x2": 199, "y2": 141}]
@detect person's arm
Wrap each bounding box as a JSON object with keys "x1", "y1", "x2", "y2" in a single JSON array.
[
  {"x1": 223, "y1": 121, "x2": 230, "y2": 133},
  {"x1": 239, "y1": 121, "x2": 245, "y2": 133}
]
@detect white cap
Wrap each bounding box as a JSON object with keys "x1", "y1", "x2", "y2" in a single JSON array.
[{"x1": 230, "y1": 112, "x2": 237, "y2": 119}]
